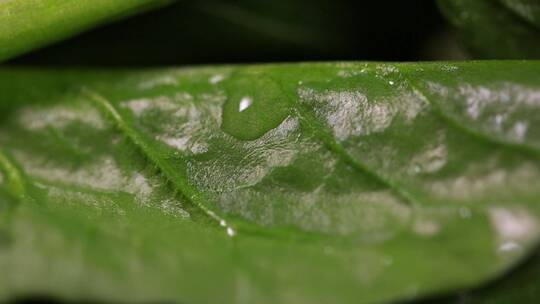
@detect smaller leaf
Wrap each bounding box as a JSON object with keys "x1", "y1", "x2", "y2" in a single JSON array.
[
  {"x1": 0, "y1": 0, "x2": 172, "y2": 62},
  {"x1": 438, "y1": 0, "x2": 540, "y2": 59},
  {"x1": 500, "y1": 0, "x2": 540, "y2": 29}
]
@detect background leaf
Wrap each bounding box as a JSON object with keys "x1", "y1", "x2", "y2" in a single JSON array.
[
  {"x1": 0, "y1": 0, "x2": 172, "y2": 62},
  {"x1": 437, "y1": 0, "x2": 540, "y2": 59},
  {"x1": 500, "y1": 0, "x2": 540, "y2": 29}
]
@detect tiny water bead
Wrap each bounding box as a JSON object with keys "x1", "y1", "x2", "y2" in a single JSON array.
[
  {"x1": 220, "y1": 219, "x2": 236, "y2": 237},
  {"x1": 238, "y1": 96, "x2": 252, "y2": 112},
  {"x1": 221, "y1": 71, "x2": 292, "y2": 141}
]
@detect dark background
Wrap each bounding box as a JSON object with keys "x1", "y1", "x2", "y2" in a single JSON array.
[{"x1": 8, "y1": 0, "x2": 464, "y2": 67}]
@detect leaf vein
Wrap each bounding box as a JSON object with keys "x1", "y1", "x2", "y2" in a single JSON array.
[
  {"x1": 82, "y1": 87, "x2": 234, "y2": 233},
  {"x1": 404, "y1": 78, "x2": 540, "y2": 159}
]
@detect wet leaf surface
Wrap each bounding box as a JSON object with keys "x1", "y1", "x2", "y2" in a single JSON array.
[{"x1": 1, "y1": 61, "x2": 540, "y2": 303}]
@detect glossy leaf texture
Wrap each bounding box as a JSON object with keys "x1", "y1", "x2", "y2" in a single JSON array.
[
  {"x1": 1, "y1": 62, "x2": 540, "y2": 303},
  {"x1": 438, "y1": 0, "x2": 540, "y2": 59},
  {"x1": 0, "y1": 0, "x2": 172, "y2": 62}
]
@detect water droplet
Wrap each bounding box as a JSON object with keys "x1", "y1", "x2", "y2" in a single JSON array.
[
  {"x1": 238, "y1": 96, "x2": 252, "y2": 112},
  {"x1": 227, "y1": 227, "x2": 236, "y2": 237},
  {"x1": 388, "y1": 80, "x2": 395, "y2": 85},
  {"x1": 221, "y1": 71, "x2": 292, "y2": 140}
]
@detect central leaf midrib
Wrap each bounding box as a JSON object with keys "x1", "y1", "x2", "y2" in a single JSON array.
[{"x1": 82, "y1": 87, "x2": 234, "y2": 233}]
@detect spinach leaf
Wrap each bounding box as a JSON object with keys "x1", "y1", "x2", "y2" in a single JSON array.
[
  {"x1": 1, "y1": 61, "x2": 540, "y2": 303},
  {"x1": 438, "y1": 0, "x2": 540, "y2": 59},
  {"x1": 0, "y1": 0, "x2": 172, "y2": 62},
  {"x1": 500, "y1": 0, "x2": 540, "y2": 29}
]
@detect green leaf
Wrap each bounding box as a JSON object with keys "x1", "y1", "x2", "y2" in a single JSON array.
[
  {"x1": 437, "y1": 0, "x2": 540, "y2": 59},
  {"x1": 0, "y1": 0, "x2": 172, "y2": 62},
  {"x1": 500, "y1": 0, "x2": 540, "y2": 29},
  {"x1": 1, "y1": 61, "x2": 540, "y2": 303}
]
